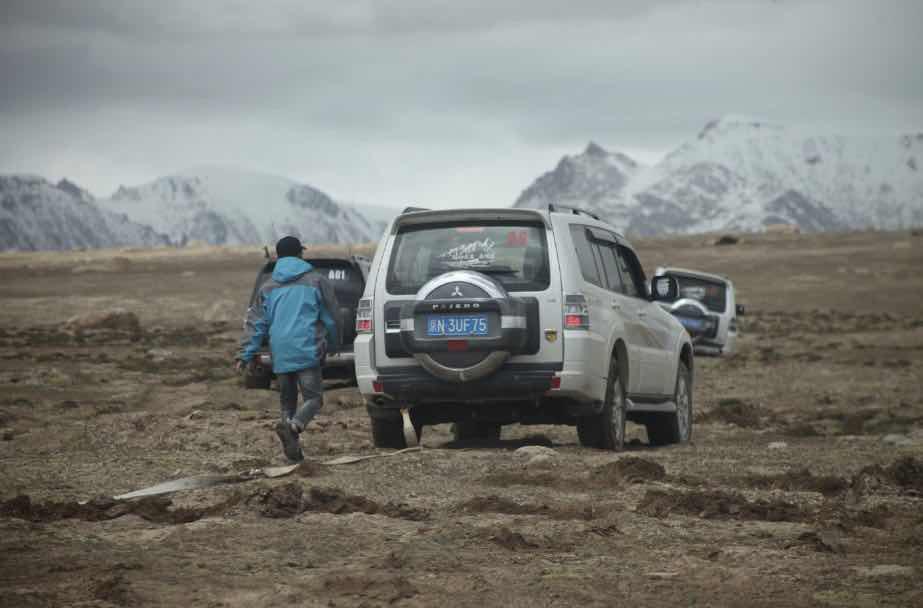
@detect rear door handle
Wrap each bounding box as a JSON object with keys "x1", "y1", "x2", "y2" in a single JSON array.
[{"x1": 637, "y1": 310, "x2": 647, "y2": 318}]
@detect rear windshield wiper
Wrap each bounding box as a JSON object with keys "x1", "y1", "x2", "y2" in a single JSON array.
[{"x1": 476, "y1": 267, "x2": 517, "y2": 275}]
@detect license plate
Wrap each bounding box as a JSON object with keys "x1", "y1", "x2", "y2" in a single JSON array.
[
  {"x1": 679, "y1": 317, "x2": 705, "y2": 331},
  {"x1": 426, "y1": 315, "x2": 489, "y2": 337}
]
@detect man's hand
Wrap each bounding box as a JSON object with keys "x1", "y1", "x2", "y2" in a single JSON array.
[{"x1": 234, "y1": 359, "x2": 247, "y2": 374}]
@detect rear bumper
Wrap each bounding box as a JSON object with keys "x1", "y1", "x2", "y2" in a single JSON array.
[
  {"x1": 253, "y1": 348, "x2": 355, "y2": 372},
  {"x1": 693, "y1": 331, "x2": 735, "y2": 357},
  {"x1": 324, "y1": 350, "x2": 356, "y2": 367},
  {"x1": 367, "y1": 363, "x2": 562, "y2": 407}
]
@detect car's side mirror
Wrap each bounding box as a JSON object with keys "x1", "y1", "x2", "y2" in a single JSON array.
[
  {"x1": 736, "y1": 304, "x2": 746, "y2": 316},
  {"x1": 650, "y1": 275, "x2": 679, "y2": 301}
]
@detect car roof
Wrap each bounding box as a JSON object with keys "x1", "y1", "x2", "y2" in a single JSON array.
[
  {"x1": 657, "y1": 266, "x2": 732, "y2": 285},
  {"x1": 392, "y1": 207, "x2": 552, "y2": 230},
  {"x1": 392, "y1": 206, "x2": 628, "y2": 242}
]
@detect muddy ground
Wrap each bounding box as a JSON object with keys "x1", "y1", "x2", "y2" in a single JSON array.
[{"x1": 0, "y1": 230, "x2": 921, "y2": 607}]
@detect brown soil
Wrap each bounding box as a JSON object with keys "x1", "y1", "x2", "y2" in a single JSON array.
[
  {"x1": 590, "y1": 456, "x2": 667, "y2": 484},
  {"x1": 852, "y1": 456, "x2": 923, "y2": 495},
  {"x1": 1, "y1": 231, "x2": 922, "y2": 607},
  {"x1": 739, "y1": 468, "x2": 849, "y2": 496},
  {"x1": 637, "y1": 488, "x2": 807, "y2": 522}
]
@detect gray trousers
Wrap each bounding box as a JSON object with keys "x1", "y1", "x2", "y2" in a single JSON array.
[{"x1": 278, "y1": 367, "x2": 323, "y2": 432}]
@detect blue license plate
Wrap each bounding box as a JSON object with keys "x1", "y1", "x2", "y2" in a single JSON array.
[{"x1": 426, "y1": 314, "x2": 489, "y2": 337}]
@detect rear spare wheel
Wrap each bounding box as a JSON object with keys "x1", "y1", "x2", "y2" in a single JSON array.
[{"x1": 399, "y1": 270, "x2": 530, "y2": 383}]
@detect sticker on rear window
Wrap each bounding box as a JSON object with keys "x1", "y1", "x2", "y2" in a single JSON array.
[
  {"x1": 438, "y1": 238, "x2": 496, "y2": 268},
  {"x1": 328, "y1": 269, "x2": 348, "y2": 280}
]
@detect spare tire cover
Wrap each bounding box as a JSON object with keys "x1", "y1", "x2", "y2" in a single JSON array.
[
  {"x1": 670, "y1": 298, "x2": 710, "y2": 340},
  {"x1": 413, "y1": 270, "x2": 510, "y2": 383}
]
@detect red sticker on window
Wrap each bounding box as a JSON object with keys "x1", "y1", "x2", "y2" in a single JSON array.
[{"x1": 506, "y1": 230, "x2": 529, "y2": 247}]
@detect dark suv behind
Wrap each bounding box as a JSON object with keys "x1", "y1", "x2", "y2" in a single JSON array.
[{"x1": 241, "y1": 253, "x2": 371, "y2": 388}]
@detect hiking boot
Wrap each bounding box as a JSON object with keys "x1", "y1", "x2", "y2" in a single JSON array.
[{"x1": 274, "y1": 421, "x2": 304, "y2": 463}]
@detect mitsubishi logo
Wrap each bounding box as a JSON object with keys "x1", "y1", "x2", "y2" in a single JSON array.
[{"x1": 451, "y1": 286, "x2": 464, "y2": 297}]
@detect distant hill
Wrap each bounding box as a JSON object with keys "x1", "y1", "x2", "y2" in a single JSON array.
[
  {"x1": 1, "y1": 167, "x2": 381, "y2": 251},
  {"x1": 515, "y1": 117, "x2": 923, "y2": 235},
  {"x1": 98, "y1": 167, "x2": 380, "y2": 247},
  {"x1": 0, "y1": 175, "x2": 168, "y2": 251}
]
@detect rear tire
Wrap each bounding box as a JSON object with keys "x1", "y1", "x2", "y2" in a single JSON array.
[
  {"x1": 576, "y1": 356, "x2": 625, "y2": 451},
  {"x1": 451, "y1": 421, "x2": 502, "y2": 442},
  {"x1": 645, "y1": 361, "x2": 693, "y2": 446},
  {"x1": 370, "y1": 416, "x2": 407, "y2": 449}
]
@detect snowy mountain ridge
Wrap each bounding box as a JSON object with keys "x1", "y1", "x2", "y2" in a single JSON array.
[
  {"x1": 516, "y1": 117, "x2": 923, "y2": 235},
  {"x1": 0, "y1": 168, "x2": 382, "y2": 251},
  {"x1": 99, "y1": 167, "x2": 380, "y2": 247},
  {"x1": 0, "y1": 175, "x2": 169, "y2": 251}
]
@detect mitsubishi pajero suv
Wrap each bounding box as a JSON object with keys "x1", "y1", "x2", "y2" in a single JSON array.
[{"x1": 354, "y1": 206, "x2": 695, "y2": 450}]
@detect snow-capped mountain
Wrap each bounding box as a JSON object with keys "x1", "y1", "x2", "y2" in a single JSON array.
[
  {"x1": 515, "y1": 142, "x2": 642, "y2": 212},
  {"x1": 341, "y1": 201, "x2": 403, "y2": 236},
  {"x1": 98, "y1": 167, "x2": 380, "y2": 246},
  {"x1": 0, "y1": 175, "x2": 168, "y2": 251},
  {"x1": 515, "y1": 117, "x2": 923, "y2": 235}
]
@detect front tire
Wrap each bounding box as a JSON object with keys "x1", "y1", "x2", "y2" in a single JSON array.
[
  {"x1": 645, "y1": 361, "x2": 693, "y2": 446},
  {"x1": 577, "y1": 356, "x2": 626, "y2": 451}
]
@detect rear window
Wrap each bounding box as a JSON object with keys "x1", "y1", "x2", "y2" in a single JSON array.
[
  {"x1": 665, "y1": 274, "x2": 727, "y2": 313},
  {"x1": 249, "y1": 260, "x2": 364, "y2": 310},
  {"x1": 386, "y1": 222, "x2": 550, "y2": 295},
  {"x1": 308, "y1": 261, "x2": 363, "y2": 299}
]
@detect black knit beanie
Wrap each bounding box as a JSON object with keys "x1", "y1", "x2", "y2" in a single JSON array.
[{"x1": 275, "y1": 236, "x2": 303, "y2": 258}]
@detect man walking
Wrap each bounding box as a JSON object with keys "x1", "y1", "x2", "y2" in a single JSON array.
[{"x1": 237, "y1": 236, "x2": 339, "y2": 462}]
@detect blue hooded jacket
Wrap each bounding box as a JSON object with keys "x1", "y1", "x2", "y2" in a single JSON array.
[{"x1": 240, "y1": 257, "x2": 339, "y2": 373}]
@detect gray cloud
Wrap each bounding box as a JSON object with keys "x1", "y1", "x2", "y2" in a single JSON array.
[{"x1": 1, "y1": 1, "x2": 921, "y2": 208}]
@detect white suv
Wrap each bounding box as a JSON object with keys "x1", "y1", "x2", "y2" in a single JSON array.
[
  {"x1": 354, "y1": 206, "x2": 695, "y2": 450},
  {"x1": 653, "y1": 267, "x2": 744, "y2": 357}
]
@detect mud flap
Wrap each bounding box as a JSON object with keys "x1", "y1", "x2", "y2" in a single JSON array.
[{"x1": 401, "y1": 407, "x2": 419, "y2": 447}]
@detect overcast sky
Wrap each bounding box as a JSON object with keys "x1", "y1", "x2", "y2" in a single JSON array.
[{"x1": 1, "y1": 0, "x2": 921, "y2": 209}]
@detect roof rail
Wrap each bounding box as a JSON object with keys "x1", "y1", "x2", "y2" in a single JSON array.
[
  {"x1": 548, "y1": 203, "x2": 600, "y2": 221},
  {"x1": 401, "y1": 205, "x2": 429, "y2": 214}
]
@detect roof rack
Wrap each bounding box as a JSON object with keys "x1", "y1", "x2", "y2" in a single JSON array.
[
  {"x1": 401, "y1": 205, "x2": 430, "y2": 214},
  {"x1": 548, "y1": 203, "x2": 600, "y2": 221}
]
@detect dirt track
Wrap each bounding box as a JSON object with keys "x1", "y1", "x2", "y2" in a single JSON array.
[{"x1": 1, "y1": 231, "x2": 922, "y2": 607}]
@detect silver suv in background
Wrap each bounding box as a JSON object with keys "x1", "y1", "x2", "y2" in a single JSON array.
[
  {"x1": 653, "y1": 267, "x2": 744, "y2": 356},
  {"x1": 354, "y1": 206, "x2": 695, "y2": 450}
]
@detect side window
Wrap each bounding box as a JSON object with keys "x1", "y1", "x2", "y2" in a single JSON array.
[
  {"x1": 569, "y1": 225, "x2": 602, "y2": 287},
  {"x1": 598, "y1": 245, "x2": 625, "y2": 293},
  {"x1": 615, "y1": 245, "x2": 646, "y2": 299}
]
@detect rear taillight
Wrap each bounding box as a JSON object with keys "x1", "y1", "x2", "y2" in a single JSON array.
[
  {"x1": 372, "y1": 379, "x2": 383, "y2": 393},
  {"x1": 564, "y1": 294, "x2": 589, "y2": 330},
  {"x1": 356, "y1": 298, "x2": 373, "y2": 333}
]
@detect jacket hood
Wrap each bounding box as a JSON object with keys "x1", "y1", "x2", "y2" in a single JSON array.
[{"x1": 272, "y1": 257, "x2": 313, "y2": 283}]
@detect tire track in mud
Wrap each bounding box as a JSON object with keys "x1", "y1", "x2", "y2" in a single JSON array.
[
  {"x1": 252, "y1": 482, "x2": 430, "y2": 521},
  {"x1": 0, "y1": 493, "x2": 241, "y2": 525}
]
